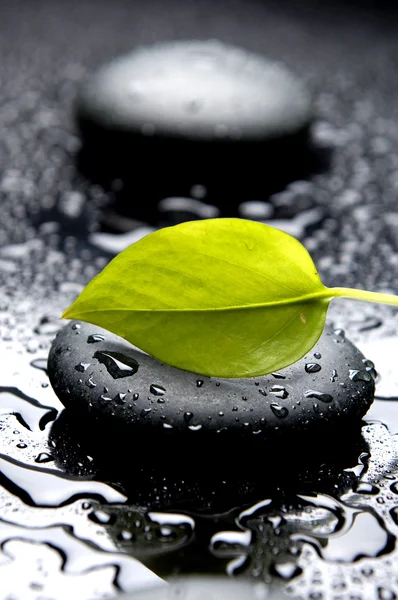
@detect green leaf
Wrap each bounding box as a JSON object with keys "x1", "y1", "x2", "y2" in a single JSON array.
[{"x1": 63, "y1": 218, "x2": 398, "y2": 378}]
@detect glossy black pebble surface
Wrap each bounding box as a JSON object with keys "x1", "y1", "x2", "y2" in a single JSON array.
[
  {"x1": 76, "y1": 40, "x2": 311, "y2": 143},
  {"x1": 48, "y1": 321, "x2": 375, "y2": 441}
]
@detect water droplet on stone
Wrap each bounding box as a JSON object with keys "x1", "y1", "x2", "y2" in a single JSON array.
[
  {"x1": 259, "y1": 389, "x2": 267, "y2": 397},
  {"x1": 150, "y1": 384, "x2": 166, "y2": 396},
  {"x1": 330, "y1": 369, "x2": 338, "y2": 382},
  {"x1": 133, "y1": 393, "x2": 139, "y2": 400},
  {"x1": 314, "y1": 352, "x2": 322, "y2": 359},
  {"x1": 184, "y1": 411, "x2": 194, "y2": 422},
  {"x1": 163, "y1": 423, "x2": 173, "y2": 430},
  {"x1": 270, "y1": 403, "x2": 289, "y2": 418},
  {"x1": 305, "y1": 362, "x2": 322, "y2": 373},
  {"x1": 304, "y1": 390, "x2": 333, "y2": 403},
  {"x1": 196, "y1": 380, "x2": 204, "y2": 387},
  {"x1": 332, "y1": 328, "x2": 346, "y2": 343},
  {"x1": 71, "y1": 323, "x2": 81, "y2": 330},
  {"x1": 270, "y1": 385, "x2": 288, "y2": 399},
  {"x1": 188, "y1": 424, "x2": 203, "y2": 431},
  {"x1": 99, "y1": 394, "x2": 112, "y2": 406},
  {"x1": 115, "y1": 392, "x2": 127, "y2": 404},
  {"x1": 271, "y1": 372, "x2": 286, "y2": 379},
  {"x1": 75, "y1": 361, "x2": 90, "y2": 373},
  {"x1": 87, "y1": 333, "x2": 106, "y2": 343},
  {"x1": 86, "y1": 377, "x2": 96, "y2": 388},
  {"x1": 141, "y1": 408, "x2": 151, "y2": 417},
  {"x1": 94, "y1": 350, "x2": 139, "y2": 379},
  {"x1": 349, "y1": 369, "x2": 372, "y2": 382}
]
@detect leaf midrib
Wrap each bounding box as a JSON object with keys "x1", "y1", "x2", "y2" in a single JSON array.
[{"x1": 67, "y1": 288, "x2": 333, "y2": 315}]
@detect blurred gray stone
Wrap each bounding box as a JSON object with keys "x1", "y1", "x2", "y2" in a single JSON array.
[{"x1": 76, "y1": 40, "x2": 312, "y2": 142}]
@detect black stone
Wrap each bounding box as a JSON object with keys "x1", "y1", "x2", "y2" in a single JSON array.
[
  {"x1": 48, "y1": 320, "x2": 375, "y2": 443},
  {"x1": 75, "y1": 41, "x2": 320, "y2": 227},
  {"x1": 77, "y1": 40, "x2": 311, "y2": 143}
]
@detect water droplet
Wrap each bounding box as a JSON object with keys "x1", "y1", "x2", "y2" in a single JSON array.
[
  {"x1": 30, "y1": 358, "x2": 48, "y2": 373},
  {"x1": 271, "y1": 562, "x2": 302, "y2": 580},
  {"x1": 99, "y1": 394, "x2": 111, "y2": 407},
  {"x1": 133, "y1": 393, "x2": 139, "y2": 400},
  {"x1": 321, "y1": 511, "x2": 391, "y2": 562},
  {"x1": 35, "y1": 452, "x2": 53, "y2": 464},
  {"x1": 89, "y1": 509, "x2": 114, "y2": 525},
  {"x1": 118, "y1": 529, "x2": 134, "y2": 541},
  {"x1": 378, "y1": 588, "x2": 397, "y2": 600},
  {"x1": 270, "y1": 403, "x2": 289, "y2": 418},
  {"x1": 71, "y1": 323, "x2": 81, "y2": 330},
  {"x1": 87, "y1": 333, "x2": 105, "y2": 343},
  {"x1": 356, "y1": 482, "x2": 380, "y2": 495},
  {"x1": 94, "y1": 350, "x2": 139, "y2": 379},
  {"x1": 349, "y1": 369, "x2": 372, "y2": 382},
  {"x1": 196, "y1": 380, "x2": 204, "y2": 387},
  {"x1": 184, "y1": 412, "x2": 194, "y2": 422},
  {"x1": 86, "y1": 377, "x2": 96, "y2": 388},
  {"x1": 141, "y1": 408, "x2": 151, "y2": 417},
  {"x1": 305, "y1": 363, "x2": 322, "y2": 374},
  {"x1": 258, "y1": 389, "x2": 267, "y2": 397},
  {"x1": 115, "y1": 392, "x2": 127, "y2": 404},
  {"x1": 314, "y1": 352, "x2": 322, "y2": 359},
  {"x1": 75, "y1": 361, "x2": 90, "y2": 373},
  {"x1": 270, "y1": 385, "x2": 288, "y2": 399},
  {"x1": 332, "y1": 328, "x2": 346, "y2": 343},
  {"x1": 218, "y1": 411, "x2": 224, "y2": 417},
  {"x1": 271, "y1": 372, "x2": 286, "y2": 379},
  {"x1": 304, "y1": 390, "x2": 333, "y2": 403},
  {"x1": 16, "y1": 443, "x2": 27, "y2": 449},
  {"x1": 150, "y1": 384, "x2": 166, "y2": 396},
  {"x1": 188, "y1": 424, "x2": 203, "y2": 431},
  {"x1": 330, "y1": 369, "x2": 338, "y2": 382},
  {"x1": 163, "y1": 423, "x2": 173, "y2": 430}
]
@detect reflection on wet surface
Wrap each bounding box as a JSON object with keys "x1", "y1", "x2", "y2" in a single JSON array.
[{"x1": 2, "y1": 0, "x2": 398, "y2": 598}]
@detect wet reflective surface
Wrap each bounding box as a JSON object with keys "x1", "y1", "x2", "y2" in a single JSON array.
[{"x1": 2, "y1": 0, "x2": 398, "y2": 598}]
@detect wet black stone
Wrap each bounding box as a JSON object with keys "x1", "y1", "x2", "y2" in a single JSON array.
[
  {"x1": 76, "y1": 40, "x2": 318, "y2": 226},
  {"x1": 77, "y1": 40, "x2": 311, "y2": 143},
  {"x1": 48, "y1": 320, "x2": 375, "y2": 443}
]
